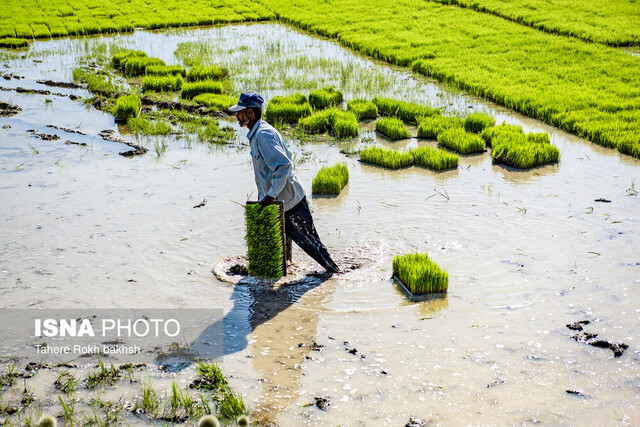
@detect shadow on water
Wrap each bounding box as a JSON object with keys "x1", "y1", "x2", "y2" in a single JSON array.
[{"x1": 193, "y1": 271, "x2": 333, "y2": 358}]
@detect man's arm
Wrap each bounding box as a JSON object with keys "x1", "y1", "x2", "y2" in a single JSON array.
[{"x1": 257, "y1": 131, "x2": 293, "y2": 202}]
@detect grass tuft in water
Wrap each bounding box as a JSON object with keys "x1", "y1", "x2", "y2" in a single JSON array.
[
  {"x1": 73, "y1": 68, "x2": 124, "y2": 98},
  {"x1": 192, "y1": 94, "x2": 238, "y2": 112},
  {"x1": 0, "y1": 38, "x2": 29, "y2": 49},
  {"x1": 393, "y1": 252, "x2": 448, "y2": 295},
  {"x1": 437, "y1": 128, "x2": 485, "y2": 154},
  {"x1": 312, "y1": 163, "x2": 349, "y2": 195},
  {"x1": 197, "y1": 120, "x2": 234, "y2": 145},
  {"x1": 146, "y1": 65, "x2": 187, "y2": 77},
  {"x1": 409, "y1": 146, "x2": 458, "y2": 170},
  {"x1": 298, "y1": 109, "x2": 358, "y2": 138},
  {"x1": 265, "y1": 93, "x2": 312, "y2": 123},
  {"x1": 127, "y1": 115, "x2": 173, "y2": 135},
  {"x1": 480, "y1": 123, "x2": 525, "y2": 147},
  {"x1": 181, "y1": 81, "x2": 223, "y2": 100},
  {"x1": 112, "y1": 95, "x2": 141, "y2": 120},
  {"x1": 491, "y1": 132, "x2": 560, "y2": 169},
  {"x1": 187, "y1": 66, "x2": 229, "y2": 81},
  {"x1": 245, "y1": 203, "x2": 285, "y2": 279},
  {"x1": 308, "y1": 86, "x2": 343, "y2": 110},
  {"x1": 373, "y1": 97, "x2": 439, "y2": 124},
  {"x1": 142, "y1": 75, "x2": 183, "y2": 92},
  {"x1": 111, "y1": 49, "x2": 147, "y2": 68},
  {"x1": 463, "y1": 112, "x2": 496, "y2": 133},
  {"x1": 123, "y1": 57, "x2": 166, "y2": 77},
  {"x1": 417, "y1": 115, "x2": 463, "y2": 139},
  {"x1": 359, "y1": 146, "x2": 414, "y2": 169},
  {"x1": 376, "y1": 117, "x2": 411, "y2": 140},
  {"x1": 347, "y1": 99, "x2": 378, "y2": 120}
]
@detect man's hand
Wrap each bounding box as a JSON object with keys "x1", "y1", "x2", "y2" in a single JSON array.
[{"x1": 260, "y1": 195, "x2": 276, "y2": 207}]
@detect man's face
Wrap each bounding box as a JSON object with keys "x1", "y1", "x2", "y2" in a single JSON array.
[{"x1": 237, "y1": 108, "x2": 252, "y2": 127}]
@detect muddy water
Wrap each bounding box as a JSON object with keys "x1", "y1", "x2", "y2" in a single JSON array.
[{"x1": 1, "y1": 23, "x2": 640, "y2": 425}]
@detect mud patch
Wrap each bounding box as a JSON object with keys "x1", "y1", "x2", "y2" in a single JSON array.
[
  {"x1": 568, "y1": 323, "x2": 629, "y2": 357},
  {"x1": 0, "y1": 101, "x2": 22, "y2": 117},
  {"x1": 99, "y1": 129, "x2": 148, "y2": 157},
  {"x1": 37, "y1": 79, "x2": 86, "y2": 89},
  {"x1": 27, "y1": 129, "x2": 59, "y2": 141}
]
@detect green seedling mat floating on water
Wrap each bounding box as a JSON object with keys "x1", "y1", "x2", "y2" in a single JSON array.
[{"x1": 245, "y1": 201, "x2": 287, "y2": 279}]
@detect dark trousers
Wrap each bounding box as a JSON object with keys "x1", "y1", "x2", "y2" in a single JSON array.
[{"x1": 284, "y1": 197, "x2": 340, "y2": 273}]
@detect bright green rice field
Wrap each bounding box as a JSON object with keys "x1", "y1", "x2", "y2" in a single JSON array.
[{"x1": 1, "y1": 0, "x2": 639, "y2": 159}]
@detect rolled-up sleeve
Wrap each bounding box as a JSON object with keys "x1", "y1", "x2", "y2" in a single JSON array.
[{"x1": 257, "y1": 132, "x2": 293, "y2": 198}]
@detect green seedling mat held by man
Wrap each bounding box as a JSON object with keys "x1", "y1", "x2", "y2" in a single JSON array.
[{"x1": 245, "y1": 201, "x2": 287, "y2": 279}]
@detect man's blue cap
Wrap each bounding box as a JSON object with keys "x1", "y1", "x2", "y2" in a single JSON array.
[{"x1": 229, "y1": 92, "x2": 264, "y2": 112}]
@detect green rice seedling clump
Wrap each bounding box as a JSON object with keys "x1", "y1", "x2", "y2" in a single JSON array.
[
  {"x1": 417, "y1": 115, "x2": 463, "y2": 139},
  {"x1": 187, "y1": 65, "x2": 229, "y2": 81},
  {"x1": 308, "y1": 87, "x2": 343, "y2": 110},
  {"x1": 181, "y1": 80, "x2": 223, "y2": 100},
  {"x1": 618, "y1": 135, "x2": 640, "y2": 159},
  {"x1": 198, "y1": 120, "x2": 234, "y2": 145},
  {"x1": 393, "y1": 252, "x2": 448, "y2": 294},
  {"x1": 347, "y1": 99, "x2": 378, "y2": 120},
  {"x1": 376, "y1": 117, "x2": 411, "y2": 140},
  {"x1": 463, "y1": 112, "x2": 496, "y2": 133},
  {"x1": 265, "y1": 94, "x2": 312, "y2": 123},
  {"x1": 359, "y1": 146, "x2": 414, "y2": 169},
  {"x1": 112, "y1": 95, "x2": 141, "y2": 120},
  {"x1": 111, "y1": 50, "x2": 147, "y2": 68},
  {"x1": 373, "y1": 97, "x2": 439, "y2": 124},
  {"x1": 437, "y1": 128, "x2": 485, "y2": 154},
  {"x1": 332, "y1": 110, "x2": 359, "y2": 138},
  {"x1": 480, "y1": 124, "x2": 525, "y2": 147},
  {"x1": 142, "y1": 74, "x2": 183, "y2": 92},
  {"x1": 492, "y1": 134, "x2": 560, "y2": 169},
  {"x1": 298, "y1": 109, "x2": 334, "y2": 133},
  {"x1": 192, "y1": 94, "x2": 238, "y2": 111},
  {"x1": 312, "y1": 163, "x2": 349, "y2": 195},
  {"x1": 127, "y1": 116, "x2": 172, "y2": 135},
  {"x1": 527, "y1": 132, "x2": 551, "y2": 144},
  {"x1": 124, "y1": 57, "x2": 166, "y2": 77},
  {"x1": 0, "y1": 38, "x2": 29, "y2": 49},
  {"x1": 245, "y1": 203, "x2": 285, "y2": 279},
  {"x1": 410, "y1": 146, "x2": 458, "y2": 170},
  {"x1": 146, "y1": 65, "x2": 186, "y2": 77}
]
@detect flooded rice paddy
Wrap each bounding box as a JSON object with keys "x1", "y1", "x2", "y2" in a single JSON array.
[{"x1": 1, "y1": 23, "x2": 640, "y2": 425}]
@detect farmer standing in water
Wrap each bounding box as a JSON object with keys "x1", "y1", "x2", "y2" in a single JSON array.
[{"x1": 229, "y1": 92, "x2": 340, "y2": 274}]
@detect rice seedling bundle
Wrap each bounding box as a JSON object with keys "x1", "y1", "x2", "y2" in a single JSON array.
[
  {"x1": 527, "y1": 132, "x2": 551, "y2": 144},
  {"x1": 373, "y1": 97, "x2": 439, "y2": 124},
  {"x1": 437, "y1": 128, "x2": 485, "y2": 154},
  {"x1": 0, "y1": 38, "x2": 29, "y2": 49},
  {"x1": 112, "y1": 50, "x2": 147, "y2": 68},
  {"x1": 127, "y1": 116, "x2": 172, "y2": 135},
  {"x1": 146, "y1": 65, "x2": 187, "y2": 77},
  {"x1": 124, "y1": 57, "x2": 166, "y2": 77},
  {"x1": 308, "y1": 87, "x2": 343, "y2": 109},
  {"x1": 312, "y1": 163, "x2": 349, "y2": 195},
  {"x1": 463, "y1": 112, "x2": 496, "y2": 133},
  {"x1": 265, "y1": 93, "x2": 312, "y2": 123},
  {"x1": 359, "y1": 146, "x2": 414, "y2": 169},
  {"x1": 417, "y1": 115, "x2": 464, "y2": 139},
  {"x1": 332, "y1": 110, "x2": 359, "y2": 139},
  {"x1": 112, "y1": 95, "x2": 141, "y2": 121},
  {"x1": 245, "y1": 202, "x2": 286, "y2": 279},
  {"x1": 480, "y1": 124, "x2": 525, "y2": 147},
  {"x1": 181, "y1": 81, "x2": 224, "y2": 100},
  {"x1": 142, "y1": 75, "x2": 183, "y2": 92},
  {"x1": 410, "y1": 146, "x2": 458, "y2": 171},
  {"x1": 617, "y1": 135, "x2": 640, "y2": 159},
  {"x1": 376, "y1": 117, "x2": 411, "y2": 140},
  {"x1": 492, "y1": 134, "x2": 560, "y2": 169},
  {"x1": 347, "y1": 99, "x2": 378, "y2": 120},
  {"x1": 393, "y1": 252, "x2": 448, "y2": 294},
  {"x1": 298, "y1": 109, "x2": 334, "y2": 133},
  {"x1": 187, "y1": 65, "x2": 229, "y2": 81},
  {"x1": 198, "y1": 120, "x2": 235, "y2": 144},
  {"x1": 192, "y1": 93, "x2": 238, "y2": 111}
]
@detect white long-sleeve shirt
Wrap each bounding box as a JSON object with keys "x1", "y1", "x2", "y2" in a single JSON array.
[{"x1": 247, "y1": 119, "x2": 305, "y2": 211}]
